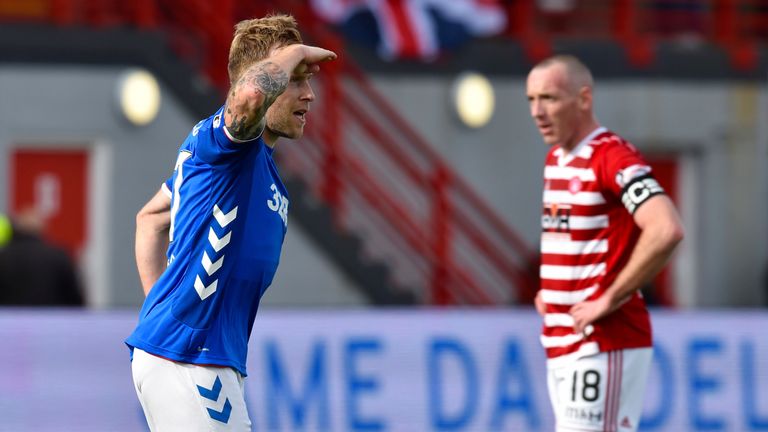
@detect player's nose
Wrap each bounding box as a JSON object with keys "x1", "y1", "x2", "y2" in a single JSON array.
[
  {"x1": 299, "y1": 81, "x2": 315, "y2": 102},
  {"x1": 530, "y1": 100, "x2": 544, "y2": 118}
]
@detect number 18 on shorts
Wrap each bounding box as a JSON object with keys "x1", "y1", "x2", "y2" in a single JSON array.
[{"x1": 546, "y1": 348, "x2": 652, "y2": 432}]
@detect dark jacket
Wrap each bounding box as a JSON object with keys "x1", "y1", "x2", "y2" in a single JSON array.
[{"x1": 0, "y1": 228, "x2": 83, "y2": 306}]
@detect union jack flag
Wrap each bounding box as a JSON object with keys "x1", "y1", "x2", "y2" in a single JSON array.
[{"x1": 310, "y1": 0, "x2": 507, "y2": 61}]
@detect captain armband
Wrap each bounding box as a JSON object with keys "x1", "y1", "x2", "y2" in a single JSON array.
[{"x1": 620, "y1": 174, "x2": 665, "y2": 214}]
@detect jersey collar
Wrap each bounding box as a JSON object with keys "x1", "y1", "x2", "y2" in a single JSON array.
[{"x1": 554, "y1": 126, "x2": 606, "y2": 166}]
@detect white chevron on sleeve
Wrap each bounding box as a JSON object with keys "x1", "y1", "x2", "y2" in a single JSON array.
[
  {"x1": 194, "y1": 276, "x2": 218, "y2": 300},
  {"x1": 213, "y1": 205, "x2": 238, "y2": 228},
  {"x1": 208, "y1": 228, "x2": 232, "y2": 252},
  {"x1": 201, "y1": 251, "x2": 224, "y2": 276}
]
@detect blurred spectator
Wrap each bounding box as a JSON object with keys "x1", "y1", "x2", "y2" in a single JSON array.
[
  {"x1": 0, "y1": 208, "x2": 84, "y2": 306},
  {"x1": 536, "y1": 0, "x2": 577, "y2": 33},
  {"x1": 537, "y1": 0, "x2": 576, "y2": 13},
  {"x1": 651, "y1": 0, "x2": 706, "y2": 43},
  {"x1": 0, "y1": 213, "x2": 10, "y2": 247}
]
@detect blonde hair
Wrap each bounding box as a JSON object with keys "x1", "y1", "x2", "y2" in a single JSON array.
[
  {"x1": 227, "y1": 14, "x2": 303, "y2": 85},
  {"x1": 533, "y1": 55, "x2": 594, "y2": 94}
]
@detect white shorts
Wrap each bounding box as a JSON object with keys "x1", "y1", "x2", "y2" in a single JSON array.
[
  {"x1": 546, "y1": 347, "x2": 652, "y2": 432},
  {"x1": 131, "y1": 348, "x2": 251, "y2": 432}
]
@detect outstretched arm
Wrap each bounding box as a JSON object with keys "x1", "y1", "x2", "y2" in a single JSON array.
[
  {"x1": 224, "y1": 44, "x2": 336, "y2": 141},
  {"x1": 570, "y1": 195, "x2": 684, "y2": 332},
  {"x1": 135, "y1": 188, "x2": 171, "y2": 296}
]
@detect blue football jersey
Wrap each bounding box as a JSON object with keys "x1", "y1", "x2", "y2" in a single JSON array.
[{"x1": 126, "y1": 106, "x2": 289, "y2": 376}]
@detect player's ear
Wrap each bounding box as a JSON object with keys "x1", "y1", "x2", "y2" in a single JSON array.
[{"x1": 578, "y1": 86, "x2": 592, "y2": 111}]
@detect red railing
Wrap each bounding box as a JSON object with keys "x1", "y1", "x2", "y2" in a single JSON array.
[{"x1": 270, "y1": 1, "x2": 537, "y2": 304}]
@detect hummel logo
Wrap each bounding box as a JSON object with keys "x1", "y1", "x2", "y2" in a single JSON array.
[
  {"x1": 194, "y1": 276, "x2": 218, "y2": 300},
  {"x1": 197, "y1": 376, "x2": 232, "y2": 424},
  {"x1": 213, "y1": 205, "x2": 238, "y2": 228},
  {"x1": 208, "y1": 228, "x2": 231, "y2": 252},
  {"x1": 202, "y1": 251, "x2": 224, "y2": 276}
]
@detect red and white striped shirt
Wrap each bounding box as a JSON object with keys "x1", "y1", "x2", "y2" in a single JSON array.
[{"x1": 539, "y1": 127, "x2": 658, "y2": 367}]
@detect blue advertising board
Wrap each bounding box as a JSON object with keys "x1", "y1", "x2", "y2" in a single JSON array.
[{"x1": 0, "y1": 309, "x2": 766, "y2": 431}]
